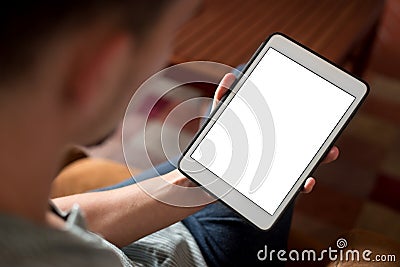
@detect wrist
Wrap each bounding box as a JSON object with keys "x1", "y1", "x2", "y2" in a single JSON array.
[
  {"x1": 163, "y1": 169, "x2": 196, "y2": 187},
  {"x1": 159, "y1": 169, "x2": 216, "y2": 207}
]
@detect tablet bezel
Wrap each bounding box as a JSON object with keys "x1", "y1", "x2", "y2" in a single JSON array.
[{"x1": 178, "y1": 33, "x2": 369, "y2": 230}]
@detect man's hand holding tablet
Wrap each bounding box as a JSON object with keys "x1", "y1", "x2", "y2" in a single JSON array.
[{"x1": 179, "y1": 33, "x2": 368, "y2": 230}]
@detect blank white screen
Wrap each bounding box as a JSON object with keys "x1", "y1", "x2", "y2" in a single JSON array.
[{"x1": 192, "y1": 48, "x2": 354, "y2": 215}]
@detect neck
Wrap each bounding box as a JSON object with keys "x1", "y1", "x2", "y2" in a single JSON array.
[{"x1": 0, "y1": 99, "x2": 65, "y2": 225}]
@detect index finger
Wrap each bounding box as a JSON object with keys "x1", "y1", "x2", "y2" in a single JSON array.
[{"x1": 321, "y1": 146, "x2": 339, "y2": 164}]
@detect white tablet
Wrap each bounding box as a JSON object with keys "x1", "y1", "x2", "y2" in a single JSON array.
[{"x1": 178, "y1": 33, "x2": 368, "y2": 230}]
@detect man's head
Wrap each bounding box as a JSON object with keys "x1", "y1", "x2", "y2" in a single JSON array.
[{"x1": 0, "y1": 0, "x2": 199, "y2": 147}]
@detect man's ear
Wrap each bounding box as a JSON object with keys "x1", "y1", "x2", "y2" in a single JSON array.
[{"x1": 64, "y1": 33, "x2": 134, "y2": 115}]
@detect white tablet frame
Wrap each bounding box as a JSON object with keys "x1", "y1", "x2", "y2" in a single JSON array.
[{"x1": 178, "y1": 33, "x2": 368, "y2": 230}]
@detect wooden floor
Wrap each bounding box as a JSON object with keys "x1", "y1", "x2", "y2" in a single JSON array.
[{"x1": 173, "y1": 0, "x2": 384, "y2": 76}]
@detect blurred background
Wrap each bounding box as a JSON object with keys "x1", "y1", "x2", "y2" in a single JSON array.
[{"x1": 88, "y1": 0, "x2": 400, "y2": 265}]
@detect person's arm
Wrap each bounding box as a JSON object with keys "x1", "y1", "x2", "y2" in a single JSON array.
[
  {"x1": 53, "y1": 169, "x2": 211, "y2": 248},
  {"x1": 52, "y1": 75, "x2": 237, "y2": 247}
]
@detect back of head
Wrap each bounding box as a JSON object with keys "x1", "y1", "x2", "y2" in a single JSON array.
[{"x1": 0, "y1": 1, "x2": 171, "y2": 87}]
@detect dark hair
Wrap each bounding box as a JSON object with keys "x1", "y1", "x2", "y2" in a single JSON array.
[{"x1": 0, "y1": 1, "x2": 172, "y2": 85}]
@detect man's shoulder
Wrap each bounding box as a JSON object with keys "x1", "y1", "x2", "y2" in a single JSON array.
[{"x1": 0, "y1": 213, "x2": 123, "y2": 267}]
